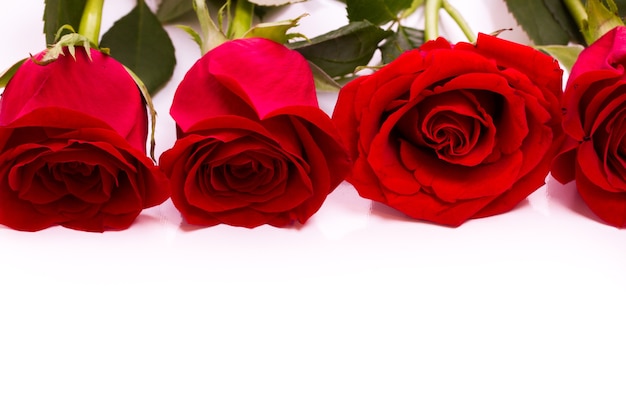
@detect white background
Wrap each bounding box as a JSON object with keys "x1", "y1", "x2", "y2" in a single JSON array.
[{"x1": 1, "y1": 1, "x2": 625, "y2": 416}]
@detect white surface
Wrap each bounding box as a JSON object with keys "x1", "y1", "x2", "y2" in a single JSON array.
[{"x1": 1, "y1": 1, "x2": 625, "y2": 416}]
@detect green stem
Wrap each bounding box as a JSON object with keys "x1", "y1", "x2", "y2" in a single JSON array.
[
  {"x1": 401, "y1": 0, "x2": 425, "y2": 19},
  {"x1": 78, "y1": 0, "x2": 104, "y2": 47},
  {"x1": 229, "y1": 0, "x2": 255, "y2": 39},
  {"x1": 442, "y1": 0, "x2": 476, "y2": 43},
  {"x1": 562, "y1": 0, "x2": 588, "y2": 36},
  {"x1": 193, "y1": 0, "x2": 228, "y2": 55},
  {"x1": 424, "y1": 0, "x2": 443, "y2": 41}
]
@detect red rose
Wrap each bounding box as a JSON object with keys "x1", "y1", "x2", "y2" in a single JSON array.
[
  {"x1": 552, "y1": 26, "x2": 626, "y2": 227},
  {"x1": 159, "y1": 38, "x2": 350, "y2": 228},
  {"x1": 333, "y1": 34, "x2": 565, "y2": 226},
  {"x1": 0, "y1": 48, "x2": 169, "y2": 232}
]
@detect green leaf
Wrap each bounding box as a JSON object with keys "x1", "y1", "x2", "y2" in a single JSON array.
[
  {"x1": 536, "y1": 44, "x2": 584, "y2": 72},
  {"x1": 379, "y1": 25, "x2": 423, "y2": 64},
  {"x1": 503, "y1": 0, "x2": 577, "y2": 45},
  {"x1": 543, "y1": 0, "x2": 585, "y2": 44},
  {"x1": 44, "y1": 0, "x2": 88, "y2": 45},
  {"x1": 0, "y1": 59, "x2": 26, "y2": 88},
  {"x1": 100, "y1": 1, "x2": 176, "y2": 95},
  {"x1": 290, "y1": 21, "x2": 392, "y2": 78},
  {"x1": 156, "y1": 0, "x2": 195, "y2": 22},
  {"x1": 346, "y1": 0, "x2": 413, "y2": 25}
]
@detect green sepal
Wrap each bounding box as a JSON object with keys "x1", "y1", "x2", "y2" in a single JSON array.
[
  {"x1": 35, "y1": 30, "x2": 96, "y2": 65},
  {"x1": 123, "y1": 66, "x2": 158, "y2": 162},
  {"x1": 176, "y1": 24, "x2": 204, "y2": 52},
  {"x1": 584, "y1": 0, "x2": 625, "y2": 44},
  {"x1": 290, "y1": 21, "x2": 392, "y2": 78},
  {"x1": 243, "y1": 14, "x2": 307, "y2": 44},
  {"x1": 100, "y1": 1, "x2": 176, "y2": 95},
  {"x1": 0, "y1": 59, "x2": 27, "y2": 88},
  {"x1": 308, "y1": 61, "x2": 341, "y2": 92},
  {"x1": 536, "y1": 44, "x2": 584, "y2": 72}
]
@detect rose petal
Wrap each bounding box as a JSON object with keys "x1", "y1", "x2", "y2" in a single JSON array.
[
  {"x1": 402, "y1": 143, "x2": 524, "y2": 201},
  {"x1": 0, "y1": 124, "x2": 168, "y2": 231},
  {"x1": 171, "y1": 38, "x2": 318, "y2": 132},
  {"x1": 209, "y1": 38, "x2": 319, "y2": 118},
  {"x1": 0, "y1": 48, "x2": 148, "y2": 152},
  {"x1": 576, "y1": 142, "x2": 626, "y2": 227}
]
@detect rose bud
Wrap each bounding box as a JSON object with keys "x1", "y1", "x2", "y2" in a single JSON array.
[
  {"x1": 0, "y1": 47, "x2": 169, "y2": 232},
  {"x1": 332, "y1": 34, "x2": 565, "y2": 226},
  {"x1": 159, "y1": 38, "x2": 350, "y2": 228},
  {"x1": 552, "y1": 26, "x2": 626, "y2": 227}
]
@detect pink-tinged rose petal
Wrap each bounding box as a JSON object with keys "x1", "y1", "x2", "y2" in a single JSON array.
[
  {"x1": 0, "y1": 47, "x2": 169, "y2": 232},
  {"x1": 0, "y1": 48, "x2": 148, "y2": 153},
  {"x1": 171, "y1": 38, "x2": 318, "y2": 133}
]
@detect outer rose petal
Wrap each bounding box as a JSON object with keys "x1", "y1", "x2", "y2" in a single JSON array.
[
  {"x1": 163, "y1": 39, "x2": 350, "y2": 228},
  {"x1": 333, "y1": 33, "x2": 564, "y2": 226},
  {"x1": 549, "y1": 138, "x2": 579, "y2": 184},
  {"x1": 0, "y1": 122, "x2": 169, "y2": 232},
  {"x1": 555, "y1": 26, "x2": 626, "y2": 227},
  {"x1": 161, "y1": 132, "x2": 307, "y2": 228},
  {"x1": 171, "y1": 38, "x2": 318, "y2": 132},
  {"x1": 0, "y1": 48, "x2": 169, "y2": 232},
  {"x1": 576, "y1": 141, "x2": 626, "y2": 226},
  {"x1": 160, "y1": 113, "x2": 349, "y2": 228},
  {"x1": 0, "y1": 48, "x2": 148, "y2": 153},
  {"x1": 568, "y1": 27, "x2": 626, "y2": 79},
  {"x1": 267, "y1": 105, "x2": 351, "y2": 191}
]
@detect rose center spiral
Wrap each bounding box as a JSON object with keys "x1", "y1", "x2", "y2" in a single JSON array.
[{"x1": 395, "y1": 90, "x2": 497, "y2": 166}]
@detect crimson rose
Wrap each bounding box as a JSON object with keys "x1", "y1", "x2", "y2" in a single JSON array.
[
  {"x1": 159, "y1": 38, "x2": 350, "y2": 228},
  {"x1": 332, "y1": 34, "x2": 565, "y2": 226},
  {"x1": 551, "y1": 26, "x2": 626, "y2": 227},
  {"x1": 0, "y1": 48, "x2": 169, "y2": 232}
]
